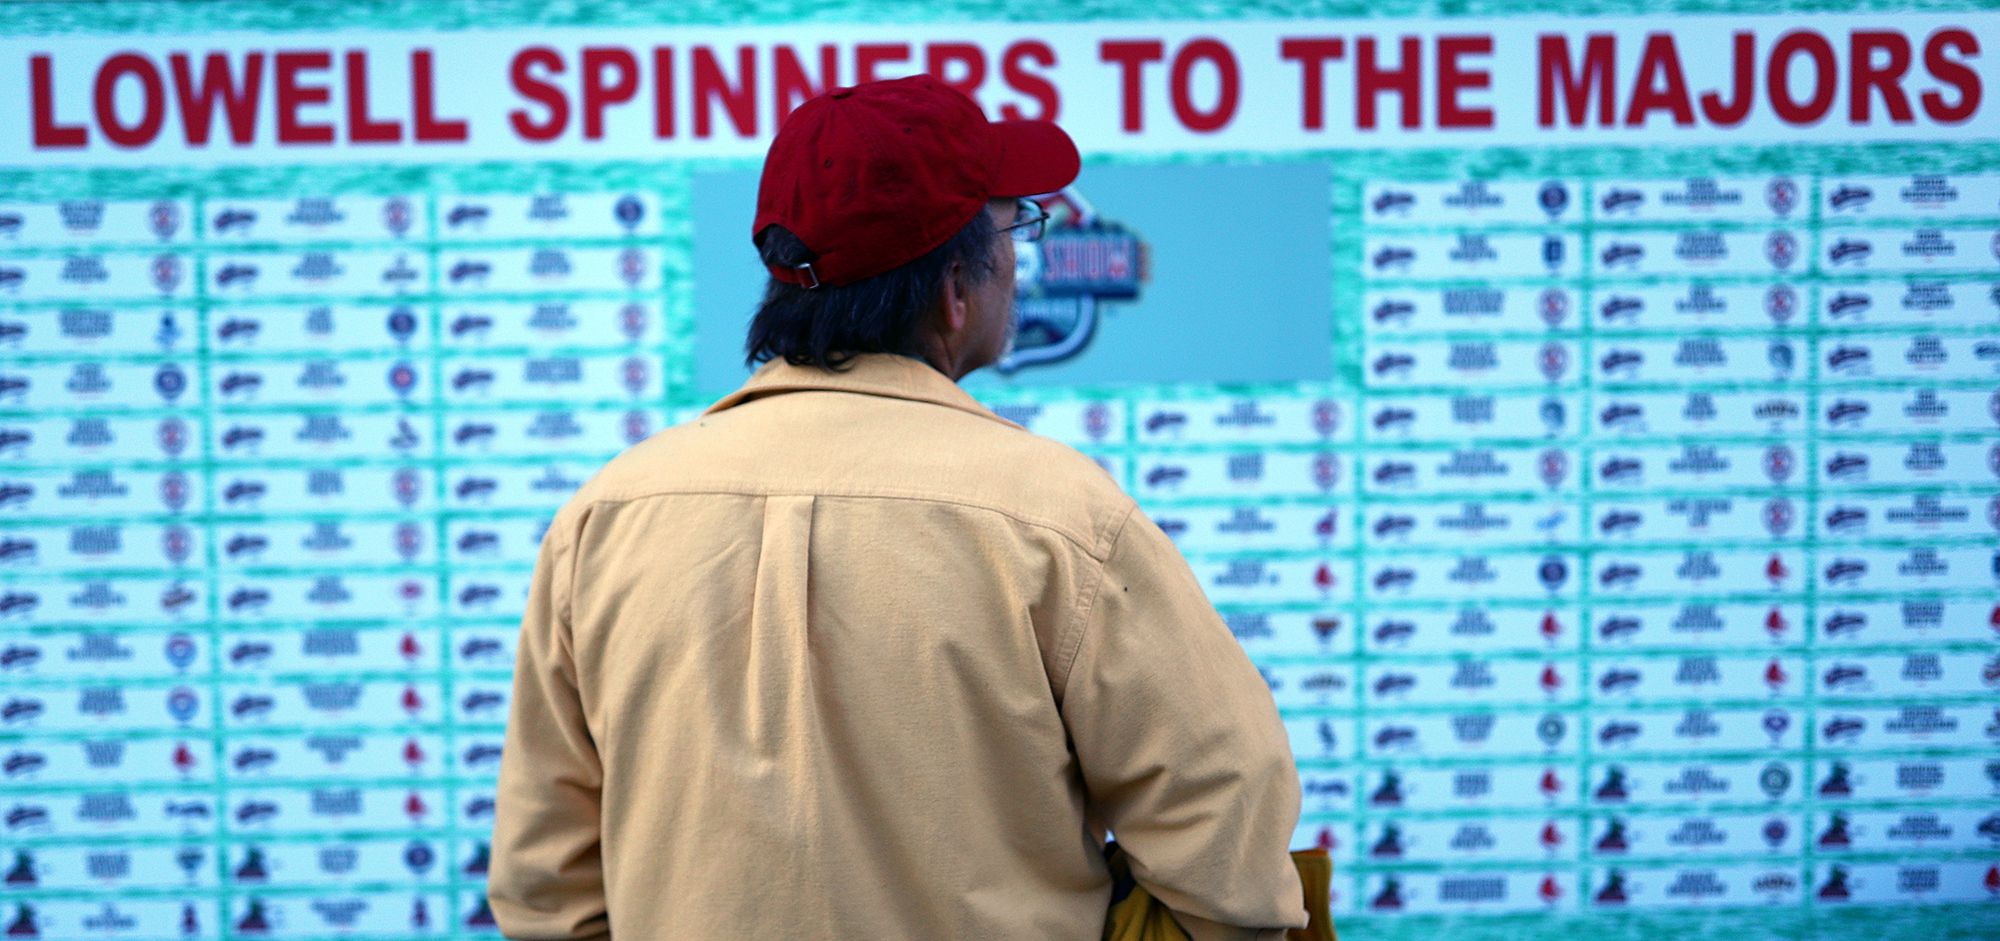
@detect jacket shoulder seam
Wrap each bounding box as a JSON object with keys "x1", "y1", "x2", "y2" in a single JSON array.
[{"x1": 569, "y1": 486, "x2": 1124, "y2": 558}]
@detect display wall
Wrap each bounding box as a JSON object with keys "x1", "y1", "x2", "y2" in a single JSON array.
[{"x1": 1, "y1": 2, "x2": 1997, "y2": 939}]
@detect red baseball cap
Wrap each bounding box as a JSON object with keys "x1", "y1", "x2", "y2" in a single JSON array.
[{"x1": 753, "y1": 73, "x2": 1080, "y2": 288}]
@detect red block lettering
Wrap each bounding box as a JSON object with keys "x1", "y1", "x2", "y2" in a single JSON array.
[
  {"x1": 999, "y1": 40, "x2": 1058, "y2": 121},
  {"x1": 94, "y1": 53, "x2": 167, "y2": 148},
  {"x1": 1538, "y1": 33, "x2": 1615, "y2": 127},
  {"x1": 854, "y1": 42, "x2": 910, "y2": 84},
  {"x1": 1920, "y1": 28, "x2": 1981, "y2": 123},
  {"x1": 1697, "y1": 32, "x2": 1755, "y2": 126},
  {"x1": 1357, "y1": 36, "x2": 1421, "y2": 130},
  {"x1": 1767, "y1": 30, "x2": 1837, "y2": 124},
  {"x1": 580, "y1": 46, "x2": 639, "y2": 140},
  {"x1": 412, "y1": 49, "x2": 468, "y2": 142},
  {"x1": 170, "y1": 52, "x2": 264, "y2": 145},
  {"x1": 1279, "y1": 37, "x2": 1345, "y2": 131},
  {"x1": 926, "y1": 42, "x2": 986, "y2": 104},
  {"x1": 1849, "y1": 31, "x2": 1914, "y2": 123},
  {"x1": 345, "y1": 50, "x2": 401, "y2": 143},
  {"x1": 1100, "y1": 39, "x2": 1164, "y2": 132},
  {"x1": 774, "y1": 44, "x2": 838, "y2": 123},
  {"x1": 1624, "y1": 32, "x2": 1694, "y2": 126},
  {"x1": 655, "y1": 46, "x2": 676, "y2": 137},
  {"x1": 30, "y1": 54, "x2": 88, "y2": 148},
  {"x1": 1169, "y1": 38, "x2": 1239, "y2": 133},
  {"x1": 274, "y1": 50, "x2": 335, "y2": 144},
  {"x1": 509, "y1": 46, "x2": 568, "y2": 142},
  {"x1": 1436, "y1": 35, "x2": 1493, "y2": 128},
  {"x1": 694, "y1": 45, "x2": 757, "y2": 138}
]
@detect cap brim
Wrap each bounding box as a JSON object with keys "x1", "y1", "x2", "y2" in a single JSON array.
[{"x1": 989, "y1": 120, "x2": 1081, "y2": 198}]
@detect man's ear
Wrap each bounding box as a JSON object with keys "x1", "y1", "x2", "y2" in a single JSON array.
[{"x1": 937, "y1": 259, "x2": 972, "y2": 335}]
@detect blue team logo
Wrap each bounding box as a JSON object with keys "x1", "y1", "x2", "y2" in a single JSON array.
[
  {"x1": 395, "y1": 522, "x2": 425, "y2": 561},
  {"x1": 1312, "y1": 453, "x2": 1339, "y2": 491},
  {"x1": 1766, "y1": 231, "x2": 1798, "y2": 269},
  {"x1": 386, "y1": 307, "x2": 418, "y2": 343},
  {"x1": 164, "y1": 633, "x2": 197, "y2": 670},
  {"x1": 160, "y1": 471, "x2": 190, "y2": 511},
  {"x1": 384, "y1": 197, "x2": 414, "y2": 237},
  {"x1": 387, "y1": 361, "x2": 418, "y2": 396},
  {"x1": 403, "y1": 840, "x2": 435, "y2": 874},
  {"x1": 154, "y1": 363, "x2": 187, "y2": 402},
  {"x1": 619, "y1": 248, "x2": 646, "y2": 286},
  {"x1": 622, "y1": 356, "x2": 649, "y2": 395},
  {"x1": 152, "y1": 254, "x2": 182, "y2": 293},
  {"x1": 1312, "y1": 399, "x2": 1340, "y2": 437},
  {"x1": 1538, "y1": 343, "x2": 1568, "y2": 380},
  {"x1": 1767, "y1": 177, "x2": 1799, "y2": 215},
  {"x1": 150, "y1": 201, "x2": 181, "y2": 240},
  {"x1": 157, "y1": 417, "x2": 188, "y2": 456},
  {"x1": 162, "y1": 525, "x2": 193, "y2": 565},
  {"x1": 166, "y1": 686, "x2": 199, "y2": 722},
  {"x1": 1083, "y1": 402, "x2": 1112, "y2": 441},
  {"x1": 614, "y1": 194, "x2": 645, "y2": 230},
  {"x1": 1538, "y1": 181, "x2": 1569, "y2": 217},
  {"x1": 620, "y1": 302, "x2": 648, "y2": 341},
  {"x1": 393, "y1": 468, "x2": 422, "y2": 507},
  {"x1": 1539, "y1": 288, "x2": 1570, "y2": 326},
  {"x1": 997, "y1": 188, "x2": 1147, "y2": 373}
]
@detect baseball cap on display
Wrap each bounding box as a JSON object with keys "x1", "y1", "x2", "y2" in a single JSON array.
[{"x1": 752, "y1": 73, "x2": 1080, "y2": 289}]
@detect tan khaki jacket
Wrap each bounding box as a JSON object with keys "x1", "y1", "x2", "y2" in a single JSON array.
[{"x1": 488, "y1": 352, "x2": 1307, "y2": 940}]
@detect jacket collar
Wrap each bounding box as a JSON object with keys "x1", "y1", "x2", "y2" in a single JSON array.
[{"x1": 702, "y1": 353, "x2": 1023, "y2": 430}]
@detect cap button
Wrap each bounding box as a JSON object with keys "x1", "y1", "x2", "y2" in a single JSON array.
[{"x1": 830, "y1": 87, "x2": 854, "y2": 99}]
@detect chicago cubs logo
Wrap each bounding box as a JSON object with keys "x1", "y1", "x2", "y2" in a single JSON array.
[
  {"x1": 615, "y1": 194, "x2": 645, "y2": 229},
  {"x1": 387, "y1": 361, "x2": 418, "y2": 396},
  {"x1": 620, "y1": 302, "x2": 647, "y2": 340},
  {"x1": 1538, "y1": 180, "x2": 1569, "y2": 217}
]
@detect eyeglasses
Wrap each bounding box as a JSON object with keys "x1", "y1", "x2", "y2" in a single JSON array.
[{"x1": 997, "y1": 198, "x2": 1048, "y2": 243}]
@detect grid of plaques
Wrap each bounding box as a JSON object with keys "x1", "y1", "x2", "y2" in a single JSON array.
[
  {"x1": 0, "y1": 193, "x2": 670, "y2": 937},
  {"x1": 3, "y1": 173, "x2": 1998, "y2": 939},
  {"x1": 1004, "y1": 172, "x2": 2000, "y2": 917},
  {"x1": 1342, "y1": 174, "x2": 1997, "y2": 914}
]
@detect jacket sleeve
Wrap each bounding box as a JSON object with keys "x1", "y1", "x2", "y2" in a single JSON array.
[
  {"x1": 1060, "y1": 506, "x2": 1308, "y2": 941},
  {"x1": 488, "y1": 516, "x2": 611, "y2": 940}
]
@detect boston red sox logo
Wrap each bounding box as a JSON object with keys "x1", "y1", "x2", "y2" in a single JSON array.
[
  {"x1": 1766, "y1": 178, "x2": 1799, "y2": 216},
  {"x1": 1765, "y1": 231, "x2": 1798, "y2": 269}
]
